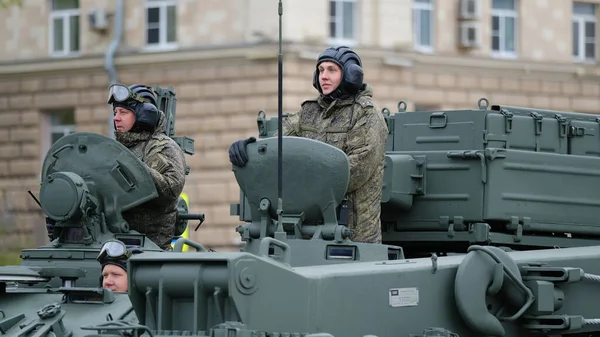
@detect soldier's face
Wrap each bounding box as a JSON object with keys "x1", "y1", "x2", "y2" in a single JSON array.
[
  {"x1": 113, "y1": 106, "x2": 136, "y2": 132},
  {"x1": 101, "y1": 264, "x2": 128, "y2": 292},
  {"x1": 318, "y1": 61, "x2": 342, "y2": 95}
]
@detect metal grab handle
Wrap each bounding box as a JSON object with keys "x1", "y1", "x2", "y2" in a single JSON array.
[
  {"x1": 258, "y1": 237, "x2": 291, "y2": 265},
  {"x1": 173, "y1": 237, "x2": 207, "y2": 252}
]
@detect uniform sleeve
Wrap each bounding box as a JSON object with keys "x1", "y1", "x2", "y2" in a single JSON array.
[
  {"x1": 345, "y1": 107, "x2": 388, "y2": 193},
  {"x1": 272, "y1": 111, "x2": 300, "y2": 137},
  {"x1": 274, "y1": 99, "x2": 316, "y2": 137},
  {"x1": 143, "y1": 139, "x2": 186, "y2": 203}
]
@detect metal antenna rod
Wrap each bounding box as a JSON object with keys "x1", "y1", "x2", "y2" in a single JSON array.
[{"x1": 276, "y1": 0, "x2": 284, "y2": 228}]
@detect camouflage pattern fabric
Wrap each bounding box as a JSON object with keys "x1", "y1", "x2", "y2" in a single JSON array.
[
  {"x1": 115, "y1": 110, "x2": 187, "y2": 250},
  {"x1": 278, "y1": 84, "x2": 388, "y2": 243}
]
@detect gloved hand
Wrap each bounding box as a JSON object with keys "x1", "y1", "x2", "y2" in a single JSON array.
[
  {"x1": 228, "y1": 137, "x2": 256, "y2": 167},
  {"x1": 45, "y1": 217, "x2": 56, "y2": 241}
]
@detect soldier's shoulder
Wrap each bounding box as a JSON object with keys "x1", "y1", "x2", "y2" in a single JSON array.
[
  {"x1": 150, "y1": 133, "x2": 181, "y2": 151},
  {"x1": 355, "y1": 95, "x2": 376, "y2": 110},
  {"x1": 354, "y1": 96, "x2": 386, "y2": 129},
  {"x1": 300, "y1": 98, "x2": 318, "y2": 108}
]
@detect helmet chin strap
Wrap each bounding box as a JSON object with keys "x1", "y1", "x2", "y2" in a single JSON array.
[{"x1": 321, "y1": 84, "x2": 353, "y2": 102}]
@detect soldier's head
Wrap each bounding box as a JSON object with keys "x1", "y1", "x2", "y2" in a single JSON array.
[
  {"x1": 313, "y1": 46, "x2": 364, "y2": 98},
  {"x1": 107, "y1": 83, "x2": 159, "y2": 133},
  {"x1": 96, "y1": 239, "x2": 143, "y2": 293}
]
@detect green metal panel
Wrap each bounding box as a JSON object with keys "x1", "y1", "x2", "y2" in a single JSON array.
[
  {"x1": 484, "y1": 149, "x2": 600, "y2": 234},
  {"x1": 393, "y1": 110, "x2": 486, "y2": 152},
  {"x1": 568, "y1": 118, "x2": 600, "y2": 156},
  {"x1": 382, "y1": 151, "x2": 485, "y2": 231},
  {"x1": 484, "y1": 111, "x2": 568, "y2": 153}
]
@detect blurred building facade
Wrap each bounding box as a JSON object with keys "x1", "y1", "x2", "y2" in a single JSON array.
[{"x1": 0, "y1": 0, "x2": 598, "y2": 251}]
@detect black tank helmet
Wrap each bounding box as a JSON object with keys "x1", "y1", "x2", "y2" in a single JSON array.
[
  {"x1": 312, "y1": 46, "x2": 364, "y2": 97},
  {"x1": 129, "y1": 84, "x2": 158, "y2": 107},
  {"x1": 113, "y1": 83, "x2": 159, "y2": 132}
]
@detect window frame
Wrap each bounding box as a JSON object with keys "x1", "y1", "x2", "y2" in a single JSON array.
[
  {"x1": 328, "y1": 0, "x2": 358, "y2": 46},
  {"x1": 40, "y1": 109, "x2": 77, "y2": 162},
  {"x1": 48, "y1": 0, "x2": 80, "y2": 57},
  {"x1": 491, "y1": 0, "x2": 518, "y2": 59},
  {"x1": 144, "y1": 0, "x2": 178, "y2": 51},
  {"x1": 572, "y1": 2, "x2": 597, "y2": 63},
  {"x1": 413, "y1": 0, "x2": 434, "y2": 53}
]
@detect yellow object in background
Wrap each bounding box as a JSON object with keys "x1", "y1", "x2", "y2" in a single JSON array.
[{"x1": 171, "y1": 192, "x2": 190, "y2": 252}]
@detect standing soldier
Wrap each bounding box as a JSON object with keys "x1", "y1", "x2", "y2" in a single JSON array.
[
  {"x1": 228, "y1": 46, "x2": 388, "y2": 244},
  {"x1": 108, "y1": 83, "x2": 187, "y2": 250}
]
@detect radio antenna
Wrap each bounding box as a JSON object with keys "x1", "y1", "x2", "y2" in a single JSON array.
[{"x1": 276, "y1": 0, "x2": 284, "y2": 231}]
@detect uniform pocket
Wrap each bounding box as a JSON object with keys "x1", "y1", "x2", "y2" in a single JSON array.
[{"x1": 325, "y1": 132, "x2": 348, "y2": 151}]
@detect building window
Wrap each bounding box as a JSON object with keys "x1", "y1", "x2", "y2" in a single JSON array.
[
  {"x1": 48, "y1": 110, "x2": 76, "y2": 145},
  {"x1": 146, "y1": 0, "x2": 177, "y2": 49},
  {"x1": 573, "y1": 2, "x2": 596, "y2": 62},
  {"x1": 49, "y1": 0, "x2": 80, "y2": 56},
  {"x1": 491, "y1": 0, "x2": 517, "y2": 58},
  {"x1": 329, "y1": 0, "x2": 357, "y2": 45},
  {"x1": 413, "y1": 0, "x2": 433, "y2": 52}
]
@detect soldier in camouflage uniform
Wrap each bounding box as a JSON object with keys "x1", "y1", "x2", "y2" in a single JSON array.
[
  {"x1": 109, "y1": 84, "x2": 187, "y2": 250},
  {"x1": 229, "y1": 46, "x2": 388, "y2": 243}
]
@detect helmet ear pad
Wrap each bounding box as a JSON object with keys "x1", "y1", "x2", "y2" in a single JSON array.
[
  {"x1": 341, "y1": 63, "x2": 363, "y2": 94},
  {"x1": 133, "y1": 102, "x2": 160, "y2": 131}
]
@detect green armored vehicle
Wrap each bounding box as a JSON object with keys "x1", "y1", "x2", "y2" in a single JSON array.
[
  {"x1": 4, "y1": 2, "x2": 600, "y2": 336},
  {"x1": 6, "y1": 93, "x2": 600, "y2": 337}
]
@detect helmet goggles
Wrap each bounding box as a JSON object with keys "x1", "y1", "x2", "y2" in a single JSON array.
[
  {"x1": 96, "y1": 239, "x2": 133, "y2": 262},
  {"x1": 107, "y1": 84, "x2": 146, "y2": 105}
]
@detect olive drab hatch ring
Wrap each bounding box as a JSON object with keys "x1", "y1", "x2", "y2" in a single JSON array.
[
  {"x1": 37, "y1": 303, "x2": 61, "y2": 319},
  {"x1": 454, "y1": 245, "x2": 535, "y2": 337},
  {"x1": 478, "y1": 97, "x2": 490, "y2": 110},
  {"x1": 257, "y1": 110, "x2": 267, "y2": 137},
  {"x1": 397, "y1": 100, "x2": 407, "y2": 112}
]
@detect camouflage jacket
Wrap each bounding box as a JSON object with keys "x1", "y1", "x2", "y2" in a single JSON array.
[
  {"x1": 281, "y1": 84, "x2": 388, "y2": 243},
  {"x1": 115, "y1": 111, "x2": 187, "y2": 250}
]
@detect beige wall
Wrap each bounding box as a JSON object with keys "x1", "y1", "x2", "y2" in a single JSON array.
[{"x1": 2, "y1": 0, "x2": 600, "y2": 64}]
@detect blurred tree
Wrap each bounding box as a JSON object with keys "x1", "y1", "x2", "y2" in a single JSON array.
[{"x1": 0, "y1": 0, "x2": 23, "y2": 9}]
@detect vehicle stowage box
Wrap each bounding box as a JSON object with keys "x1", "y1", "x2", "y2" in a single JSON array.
[
  {"x1": 382, "y1": 148, "x2": 600, "y2": 234},
  {"x1": 382, "y1": 102, "x2": 600, "y2": 236},
  {"x1": 387, "y1": 103, "x2": 600, "y2": 157}
]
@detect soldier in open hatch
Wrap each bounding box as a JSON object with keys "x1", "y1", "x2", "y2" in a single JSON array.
[
  {"x1": 228, "y1": 46, "x2": 388, "y2": 243},
  {"x1": 108, "y1": 83, "x2": 187, "y2": 251},
  {"x1": 97, "y1": 239, "x2": 143, "y2": 292}
]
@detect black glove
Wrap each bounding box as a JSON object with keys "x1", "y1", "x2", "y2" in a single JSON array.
[
  {"x1": 45, "y1": 217, "x2": 56, "y2": 241},
  {"x1": 228, "y1": 137, "x2": 256, "y2": 167}
]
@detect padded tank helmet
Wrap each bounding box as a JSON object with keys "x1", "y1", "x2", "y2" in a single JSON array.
[
  {"x1": 312, "y1": 46, "x2": 364, "y2": 96},
  {"x1": 111, "y1": 83, "x2": 160, "y2": 132},
  {"x1": 129, "y1": 83, "x2": 158, "y2": 108}
]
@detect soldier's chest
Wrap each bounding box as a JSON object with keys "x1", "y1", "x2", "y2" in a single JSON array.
[
  {"x1": 298, "y1": 110, "x2": 350, "y2": 152},
  {"x1": 128, "y1": 142, "x2": 148, "y2": 161}
]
